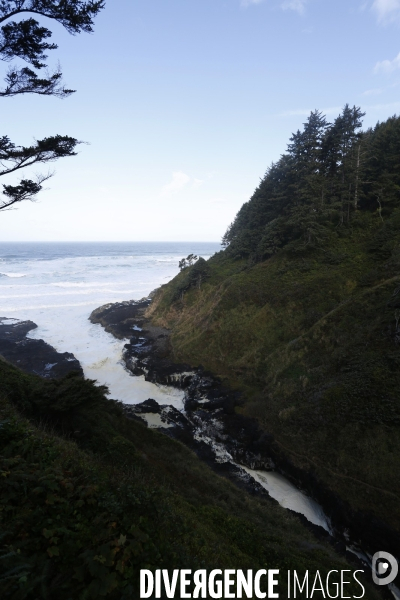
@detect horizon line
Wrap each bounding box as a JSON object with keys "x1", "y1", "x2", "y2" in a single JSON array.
[{"x1": 0, "y1": 240, "x2": 221, "y2": 244}]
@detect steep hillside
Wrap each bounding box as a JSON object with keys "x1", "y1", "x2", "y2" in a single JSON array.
[
  {"x1": 1, "y1": 359, "x2": 374, "y2": 598},
  {"x1": 147, "y1": 109, "x2": 400, "y2": 541}
]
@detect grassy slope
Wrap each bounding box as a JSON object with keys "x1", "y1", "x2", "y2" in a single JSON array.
[
  {"x1": 147, "y1": 211, "x2": 400, "y2": 533},
  {"x1": 0, "y1": 360, "x2": 376, "y2": 599}
]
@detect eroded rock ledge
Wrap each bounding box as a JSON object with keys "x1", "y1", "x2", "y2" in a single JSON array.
[
  {"x1": 0, "y1": 317, "x2": 82, "y2": 378},
  {"x1": 90, "y1": 299, "x2": 273, "y2": 466}
]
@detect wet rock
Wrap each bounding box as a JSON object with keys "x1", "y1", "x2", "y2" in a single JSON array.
[
  {"x1": 90, "y1": 300, "x2": 197, "y2": 385},
  {"x1": 124, "y1": 400, "x2": 193, "y2": 432},
  {"x1": 0, "y1": 317, "x2": 83, "y2": 378},
  {"x1": 126, "y1": 398, "x2": 161, "y2": 414},
  {"x1": 123, "y1": 397, "x2": 278, "y2": 502},
  {"x1": 90, "y1": 299, "x2": 152, "y2": 340}
]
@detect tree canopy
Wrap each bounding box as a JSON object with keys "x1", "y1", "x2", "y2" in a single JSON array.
[
  {"x1": 178, "y1": 254, "x2": 198, "y2": 270},
  {"x1": 0, "y1": 0, "x2": 104, "y2": 210},
  {"x1": 222, "y1": 106, "x2": 400, "y2": 261}
]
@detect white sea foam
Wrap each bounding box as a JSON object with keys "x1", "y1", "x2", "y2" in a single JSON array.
[
  {"x1": 51, "y1": 281, "x2": 125, "y2": 288},
  {"x1": 240, "y1": 466, "x2": 331, "y2": 532},
  {"x1": 0, "y1": 317, "x2": 21, "y2": 324},
  {"x1": 4, "y1": 302, "x2": 112, "y2": 311},
  {"x1": 140, "y1": 413, "x2": 173, "y2": 428},
  {"x1": 0, "y1": 272, "x2": 26, "y2": 278},
  {"x1": 0, "y1": 289, "x2": 141, "y2": 299},
  {"x1": 0, "y1": 242, "x2": 218, "y2": 407}
]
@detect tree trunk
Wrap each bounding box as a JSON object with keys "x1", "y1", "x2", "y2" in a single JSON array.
[{"x1": 354, "y1": 143, "x2": 361, "y2": 210}]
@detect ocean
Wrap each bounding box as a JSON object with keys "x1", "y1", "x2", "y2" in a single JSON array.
[{"x1": 0, "y1": 241, "x2": 220, "y2": 408}]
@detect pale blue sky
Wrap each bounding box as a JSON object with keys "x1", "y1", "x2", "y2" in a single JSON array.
[{"x1": 1, "y1": 0, "x2": 400, "y2": 241}]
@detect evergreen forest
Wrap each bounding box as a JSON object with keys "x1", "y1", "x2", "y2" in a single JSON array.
[
  {"x1": 148, "y1": 107, "x2": 400, "y2": 555},
  {"x1": 222, "y1": 106, "x2": 399, "y2": 259}
]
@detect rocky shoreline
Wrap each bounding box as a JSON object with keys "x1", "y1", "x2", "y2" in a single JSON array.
[
  {"x1": 0, "y1": 317, "x2": 83, "y2": 378},
  {"x1": 89, "y1": 298, "x2": 400, "y2": 578},
  {"x1": 1, "y1": 301, "x2": 397, "y2": 596}
]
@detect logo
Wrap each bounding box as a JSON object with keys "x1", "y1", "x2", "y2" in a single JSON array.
[{"x1": 372, "y1": 551, "x2": 398, "y2": 586}]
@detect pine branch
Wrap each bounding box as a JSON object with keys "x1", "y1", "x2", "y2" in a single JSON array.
[
  {"x1": 0, "y1": 1, "x2": 104, "y2": 98},
  {"x1": 0, "y1": 1, "x2": 105, "y2": 33},
  {"x1": 0, "y1": 172, "x2": 52, "y2": 210},
  {"x1": 0, "y1": 18, "x2": 56, "y2": 66},
  {"x1": 0, "y1": 134, "x2": 79, "y2": 176},
  {"x1": 0, "y1": 64, "x2": 75, "y2": 97}
]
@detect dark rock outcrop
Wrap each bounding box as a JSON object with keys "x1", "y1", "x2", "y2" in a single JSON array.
[
  {"x1": 90, "y1": 299, "x2": 193, "y2": 380},
  {"x1": 0, "y1": 317, "x2": 82, "y2": 378}
]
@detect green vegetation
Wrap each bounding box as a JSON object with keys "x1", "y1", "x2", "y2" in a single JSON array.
[
  {"x1": 0, "y1": 359, "x2": 376, "y2": 598},
  {"x1": 147, "y1": 109, "x2": 400, "y2": 534}
]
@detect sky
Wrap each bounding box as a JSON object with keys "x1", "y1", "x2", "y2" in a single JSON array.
[{"x1": 1, "y1": 0, "x2": 400, "y2": 241}]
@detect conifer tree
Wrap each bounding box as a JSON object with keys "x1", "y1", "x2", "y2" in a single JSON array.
[
  {"x1": 285, "y1": 110, "x2": 331, "y2": 246},
  {"x1": 361, "y1": 117, "x2": 400, "y2": 216},
  {"x1": 0, "y1": 0, "x2": 104, "y2": 210},
  {"x1": 222, "y1": 107, "x2": 400, "y2": 262},
  {"x1": 323, "y1": 104, "x2": 365, "y2": 222}
]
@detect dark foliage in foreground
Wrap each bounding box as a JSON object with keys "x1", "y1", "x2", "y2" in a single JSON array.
[{"x1": 0, "y1": 360, "x2": 376, "y2": 598}]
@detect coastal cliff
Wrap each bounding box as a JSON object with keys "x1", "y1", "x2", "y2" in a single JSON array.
[{"x1": 143, "y1": 112, "x2": 400, "y2": 558}]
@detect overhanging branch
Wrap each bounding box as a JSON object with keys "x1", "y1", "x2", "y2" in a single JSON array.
[
  {"x1": 0, "y1": 171, "x2": 53, "y2": 210},
  {"x1": 0, "y1": 134, "x2": 80, "y2": 176},
  {"x1": 0, "y1": 64, "x2": 75, "y2": 97}
]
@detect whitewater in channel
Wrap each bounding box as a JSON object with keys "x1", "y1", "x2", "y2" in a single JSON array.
[
  {"x1": 0, "y1": 241, "x2": 329, "y2": 531},
  {"x1": 240, "y1": 466, "x2": 330, "y2": 532}
]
